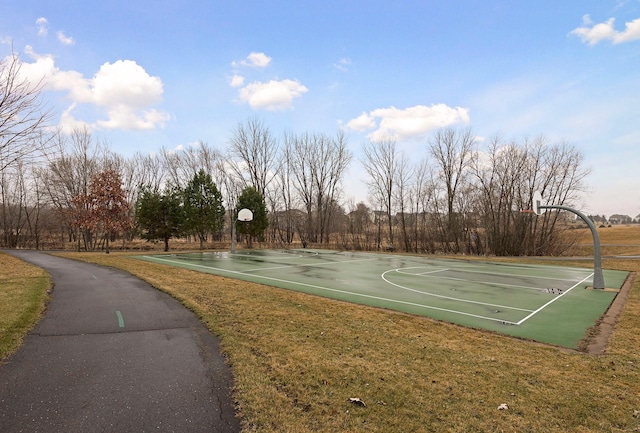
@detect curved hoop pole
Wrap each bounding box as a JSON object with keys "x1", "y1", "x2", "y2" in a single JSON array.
[{"x1": 540, "y1": 204, "x2": 605, "y2": 289}]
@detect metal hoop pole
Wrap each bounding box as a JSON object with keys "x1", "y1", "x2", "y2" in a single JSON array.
[
  {"x1": 540, "y1": 204, "x2": 604, "y2": 289},
  {"x1": 231, "y1": 219, "x2": 237, "y2": 254}
]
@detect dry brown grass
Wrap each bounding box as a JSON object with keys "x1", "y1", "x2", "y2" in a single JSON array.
[
  {"x1": 579, "y1": 225, "x2": 640, "y2": 244},
  {"x1": 566, "y1": 225, "x2": 640, "y2": 256},
  {"x1": 57, "y1": 248, "x2": 640, "y2": 433},
  {"x1": 0, "y1": 253, "x2": 50, "y2": 362}
]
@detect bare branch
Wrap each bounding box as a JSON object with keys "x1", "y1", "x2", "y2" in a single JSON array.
[{"x1": 0, "y1": 48, "x2": 54, "y2": 171}]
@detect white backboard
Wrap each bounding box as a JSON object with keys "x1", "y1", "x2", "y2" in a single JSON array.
[
  {"x1": 533, "y1": 191, "x2": 544, "y2": 216},
  {"x1": 237, "y1": 208, "x2": 253, "y2": 221}
]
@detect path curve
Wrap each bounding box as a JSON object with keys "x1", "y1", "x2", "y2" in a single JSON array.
[{"x1": 0, "y1": 251, "x2": 240, "y2": 433}]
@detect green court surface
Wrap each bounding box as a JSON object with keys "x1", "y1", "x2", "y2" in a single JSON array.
[{"x1": 135, "y1": 250, "x2": 629, "y2": 349}]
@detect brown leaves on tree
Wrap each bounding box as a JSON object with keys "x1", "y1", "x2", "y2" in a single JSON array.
[{"x1": 70, "y1": 169, "x2": 132, "y2": 251}]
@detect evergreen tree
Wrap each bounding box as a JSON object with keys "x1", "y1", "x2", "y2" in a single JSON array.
[
  {"x1": 136, "y1": 185, "x2": 183, "y2": 251},
  {"x1": 236, "y1": 186, "x2": 268, "y2": 247},
  {"x1": 183, "y1": 169, "x2": 225, "y2": 249}
]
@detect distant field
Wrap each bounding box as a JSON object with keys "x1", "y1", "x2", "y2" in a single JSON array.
[{"x1": 566, "y1": 224, "x2": 640, "y2": 256}]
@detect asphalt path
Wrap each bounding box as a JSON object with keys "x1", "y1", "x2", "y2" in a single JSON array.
[{"x1": 0, "y1": 251, "x2": 240, "y2": 433}]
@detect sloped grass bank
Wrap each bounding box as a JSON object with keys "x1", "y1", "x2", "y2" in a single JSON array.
[
  {"x1": 62, "y1": 252, "x2": 640, "y2": 433},
  {"x1": 0, "y1": 253, "x2": 50, "y2": 362}
]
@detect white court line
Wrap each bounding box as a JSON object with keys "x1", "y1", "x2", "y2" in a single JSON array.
[
  {"x1": 382, "y1": 269, "x2": 533, "y2": 313},
  {"x1": 515, "y1": 273, "x2": 594, "y2": 325},
  {"x1": 142, "y1": 255, "x2": 519, "y2": 325}
]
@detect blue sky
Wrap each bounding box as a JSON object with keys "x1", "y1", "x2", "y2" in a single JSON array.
[{"x1": 2, "y1": 0, "x2": 639, "y2": 217}]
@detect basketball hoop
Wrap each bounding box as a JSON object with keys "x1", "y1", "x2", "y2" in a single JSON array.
[
  {"x1": 521, "y1": 191, "x2": 605, "y2": 289},
  {"x1": 231, "y1": 208, "x2": 253, "y2": 253},
  {"x1": 237, "y1": 208, "x2": 253, "y2": 222}
]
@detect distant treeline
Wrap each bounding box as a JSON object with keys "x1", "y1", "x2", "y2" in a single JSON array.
[{"x1": 1, "y1": 117, "x2": 589, "y2": 255}]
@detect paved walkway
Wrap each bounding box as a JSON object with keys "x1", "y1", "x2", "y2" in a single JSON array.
[{"x1": 0, "y1": 251, "x2": 240, "y2": 433}]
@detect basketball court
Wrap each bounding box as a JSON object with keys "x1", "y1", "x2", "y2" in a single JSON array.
[{"x1": 135, "y1": 250, "x2": 628, "y2": 349}]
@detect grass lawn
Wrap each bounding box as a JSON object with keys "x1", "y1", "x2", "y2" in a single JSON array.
[
  {"x1": 56, "y1": 251, "x2": 640, "y2": 433},
  {"x1": 0, "y1": 253, "x2": 50, "y2": 362},
  {"x1": 3, "y1": 224, "x2": 639, "y2": 432}
]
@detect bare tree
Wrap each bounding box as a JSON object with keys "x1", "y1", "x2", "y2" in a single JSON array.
[
  {"x1": 312, "y1": 131, "x2": 351, "y2": 244},
  {"x1": 526, "y1": 137, "x2": 589, "y2": 254},
  {"x1": 472, "y1": 135, "x2": 589, "y2": 256},
  {"x1": 285, "y1": 132, "x2": 316, "y2": 246},
  {"x1": 228, "y1": 117, "x2": 278, "y2": 196},
  {"x1": 286, "y1": 131, "x2": 352, "y2": 245},
  {"x1": 160, "y1": 147, "x2": 183, "y2": 187},
  {"x1": 0, "y1": 48, "x2": 53, "y2": 171},
  {"x1": 394, "y1": 152, "x2": 414, "y2": 252},
  {"x1": 0, "y1": 160, "x2": 26, "y2": 247},
  {"x1": 407, "y1": 159, "x2": 437, "y2": 253},
  {"x1": 344, "y1": 201, "x2": 373, "y2": 250},
  {"x1": 161, "y1": 141, "x2": 222, "y2": 189},
  {"x1": 269, "y1": 142, "x2": 297, "y2": 245},
  {"x1": 25, "y1": 163, "x2": 52, "y2": 249},
  {"x1": 1, "y1": 151, "x2": 81, "y2": 250},
  {"x1": 362, "y1": 138, "x2": 399, "y2": 249},
  {"x1": 41, "y1": 127, "x2": 108, "y2": 250},
  {"x1": 428, "y1": 128, "x2": 476, "y2": 253},
  {"x1": 120, "y1": 151, "x2": 165, "y2": 205}
]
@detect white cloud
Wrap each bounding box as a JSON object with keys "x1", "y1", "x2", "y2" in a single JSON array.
[
  {"x1": 18, "y1": 47, "x2": 92, "y2": 101},
  {"x1": 347, "y1": 104, "x2": 470, "y2": 141},
  {"x1": 246, "y1": 52, "x2": 271, "y2": 67},
  {"x1": 36, "y1": 17, "x2": 48, "y2": 36},
  {"x1": 34, "y1": 17, "x2": 75, "y2": 45},
  {"x1": 92, "y1": 60, "x2": 164, "y2": 108},
  {"x1": 56, "y1": 31, "x2": 75, "y2": 46},
  {"x1": 229, "y1": 52, "x2": 307, "y2": 110},
  {"x1": 58, "y1": 103, "x2": 91, "y2": 134},
  {"x1": 238, "y1": 79, "x2": 308, "y2": 111},
  {"x1": 15, "y1": 48, "x2": 169, "y2": 131},
  {"x1": 232, "y1": 51, "x2": 272, "y2": 68},
  {"x1": 96, "y1": 107, "x2": 169, "y2": 130},
  {"x1": 347, "y1": 112, "x2": 376, "y2": 131},
  {"x1": 570, "y1": 14, "x2": 640, "y2": 45},
  {"x1": 334, "y1": 57, "x2": 351, "y2": 71},
  {"x1": 229, "y1": 74, "x2": 245, "y2": 88}
]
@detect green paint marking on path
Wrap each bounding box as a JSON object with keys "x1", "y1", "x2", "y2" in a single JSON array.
[{"x1": 115, "y1": 310, "x2": 125, "y2": 328}]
